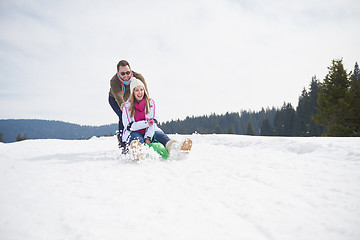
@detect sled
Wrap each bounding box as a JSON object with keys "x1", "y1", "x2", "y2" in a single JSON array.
[
  {"x1": 147, "y1": 142, "x2": 170, "y2": 159},
  {"x1": 129, "y1": 141, "x2": 169, "y2": 161},
  {"x1": 129, "y1": 139, "x2": 192, "y2": 161},
  {"x1": 148, "y1": 138, "x2": 192, "y2": 159}
]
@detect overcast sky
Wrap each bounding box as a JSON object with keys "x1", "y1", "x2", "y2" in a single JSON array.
[{"x1": 1, "y1": 0, "x2": 359, "y2": 126}]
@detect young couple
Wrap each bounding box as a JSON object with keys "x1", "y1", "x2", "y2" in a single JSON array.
[{"x1": 108, "y1": 60, "x2": 191, "y2": 157}]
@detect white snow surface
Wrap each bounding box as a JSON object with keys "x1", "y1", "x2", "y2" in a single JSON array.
[{"x1": 1, "y1": 134, "x2": 360, "y2": 240}]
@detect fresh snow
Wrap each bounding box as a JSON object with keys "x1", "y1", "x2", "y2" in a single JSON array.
[{"x1": 1, "y1": 134, "x2": 360, "y2": 240}]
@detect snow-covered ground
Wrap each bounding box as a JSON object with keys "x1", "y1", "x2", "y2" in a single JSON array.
[{"x1": 1, "y1": 134, "x2": 360, "y2": 240}]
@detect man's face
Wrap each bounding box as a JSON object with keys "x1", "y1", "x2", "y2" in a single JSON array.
[{"x1": 118, "y1": 65, "x2": 132, "y2": 81}]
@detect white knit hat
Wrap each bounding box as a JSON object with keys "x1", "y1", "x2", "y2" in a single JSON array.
[{"x1": 130, "y1": 78, "x2": 147, "y2": 97}]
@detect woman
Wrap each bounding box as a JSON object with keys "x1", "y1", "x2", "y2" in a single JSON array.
[{"x1": 122, "y1": 78, "x2": 192, "y2": 158}]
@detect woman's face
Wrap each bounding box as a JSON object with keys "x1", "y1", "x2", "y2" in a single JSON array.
[{"x1": 134, "y1": 86, "x2": 145, "y2": 102}]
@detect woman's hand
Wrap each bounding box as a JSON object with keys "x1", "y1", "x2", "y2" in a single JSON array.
[
  {"x1": 120, "y1": 102, "x2": 125, "y2": 111},
  {"x1": 146, "y1": 118, "x2": 154, "y2": 126},
  {"x1": 145, "y1": 138, "x2": 151, "y2": 144}
]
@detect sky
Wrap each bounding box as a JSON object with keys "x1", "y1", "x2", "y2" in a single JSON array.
[{"x1": 0, "y1": 0, "x2": 359, "y2": 126}]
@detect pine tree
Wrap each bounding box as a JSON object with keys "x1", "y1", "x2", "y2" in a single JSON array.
[
  {"x1": 215, "y1": 125, "x2": 223, "y2": 134},
  {"x1": 16, "y1": 133, "x2": 22, "y2": 141},
  {"x1": 295, "y1": 76, "x2": 325, "y2": 136},
  {"x1": 353, "y1": 62, "x2": 360, "y2": 81},
  {"x1": 295, "y1": 88, "x2": 310, "y2": 136},
  {"x1": 16, "y1": 133, "x2": 27, "y2": 141},
  {"x1": 308, "y1": 78, "x2": 326, "y2": 136},
  {"x1": 314, "y1": 59, "x2": 354, "y2": 136},
  {"x1": 227, "y1": 126, "x2": 235, "y2": 134},
  {"x1": 260, "y1": 118, "x2": 272, "y2": 136},
  {"x1": 245, "y1": 121, "x2": 254, "y2": 135},
  {"x1": 0, "y1": 133, "x2": 3, "y2": 142},
  {"x1": 273, "y1": 103, "x2": 296, "y2": 136},
  {"x1": 348, "y1": 62, "x2": 360, "y2": 136}
]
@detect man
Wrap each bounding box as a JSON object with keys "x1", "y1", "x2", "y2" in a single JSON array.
[{"x1": 108, "y1": 60, "x2": 148, "y2": 152}]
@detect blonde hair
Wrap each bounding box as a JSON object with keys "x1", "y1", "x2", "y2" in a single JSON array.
[{"x1": 129, "y1": 87, "x2": 151, "y2": 117}]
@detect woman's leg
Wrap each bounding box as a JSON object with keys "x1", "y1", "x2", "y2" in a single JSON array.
[
  {"x1": 153, "y1": 131, "x2": 171, "y2": 146},
  {"x1": 108, "y1": 95, "x2": 123, "y2": 133},
  {"x1": 129, "y1": 131, "x2": 145, "y2": 144}
]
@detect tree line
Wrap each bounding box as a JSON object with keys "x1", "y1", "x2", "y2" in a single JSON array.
[{"x1": 160, "y1": 59, "x2": 359, "y2": 137}]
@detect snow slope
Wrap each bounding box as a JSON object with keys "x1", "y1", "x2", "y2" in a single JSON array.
[{"x1": 1, "y1": 135, "x2": 360, "y2": 240}]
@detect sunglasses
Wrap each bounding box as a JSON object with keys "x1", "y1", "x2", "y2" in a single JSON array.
[{"x1": 120, "y1": 71, "x2": 131, "y2": 76}]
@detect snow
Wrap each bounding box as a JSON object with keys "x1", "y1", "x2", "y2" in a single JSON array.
[{"x1": 1, "y1": 134, "x2": 360, "y2": 240}]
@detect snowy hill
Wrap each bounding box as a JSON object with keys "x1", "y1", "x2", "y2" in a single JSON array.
[{"x1": 1, "y1": 134, "x2": 359, "y2": 240}]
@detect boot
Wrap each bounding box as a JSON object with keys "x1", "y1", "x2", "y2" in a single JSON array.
[
  {"x1": 116, "y1": 131, "x2": 128, "y2": 154},
  {"x1": 180, "y1": 138, "x2": 193, "y2": 153},
  {"x1": 116, "y1": 130, "x2": 121, "y2": 143},
  {"x1": 129, "y1": 140, "x2": 144, "y2": 161},
  {"x1": 166, "y1": 138, "x2": 193, "y2": 158},
  {"x1": 165, "y1": 139, "x2": 180, "y2": 154},
  {"x1": 119, "y1": 141, "x2": 129, "y2": 154}
]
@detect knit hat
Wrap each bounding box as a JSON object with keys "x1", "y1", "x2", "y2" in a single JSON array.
[{"x1": 130, "y1": 78, "x2": 148, "y2": 97}]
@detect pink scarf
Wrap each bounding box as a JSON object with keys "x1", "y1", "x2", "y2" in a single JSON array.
[{"x1": 134, "y1": 99, "x2": 146, "y2": 134}]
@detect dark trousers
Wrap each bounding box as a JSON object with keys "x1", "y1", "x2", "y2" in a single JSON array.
[{"x1": 108, "y1": 95, "x2": 124, "y2": 134}]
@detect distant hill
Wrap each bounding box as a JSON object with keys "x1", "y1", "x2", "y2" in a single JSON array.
[{"x1": 0, "y1": 119, "x2": 117, "y2": 143}]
